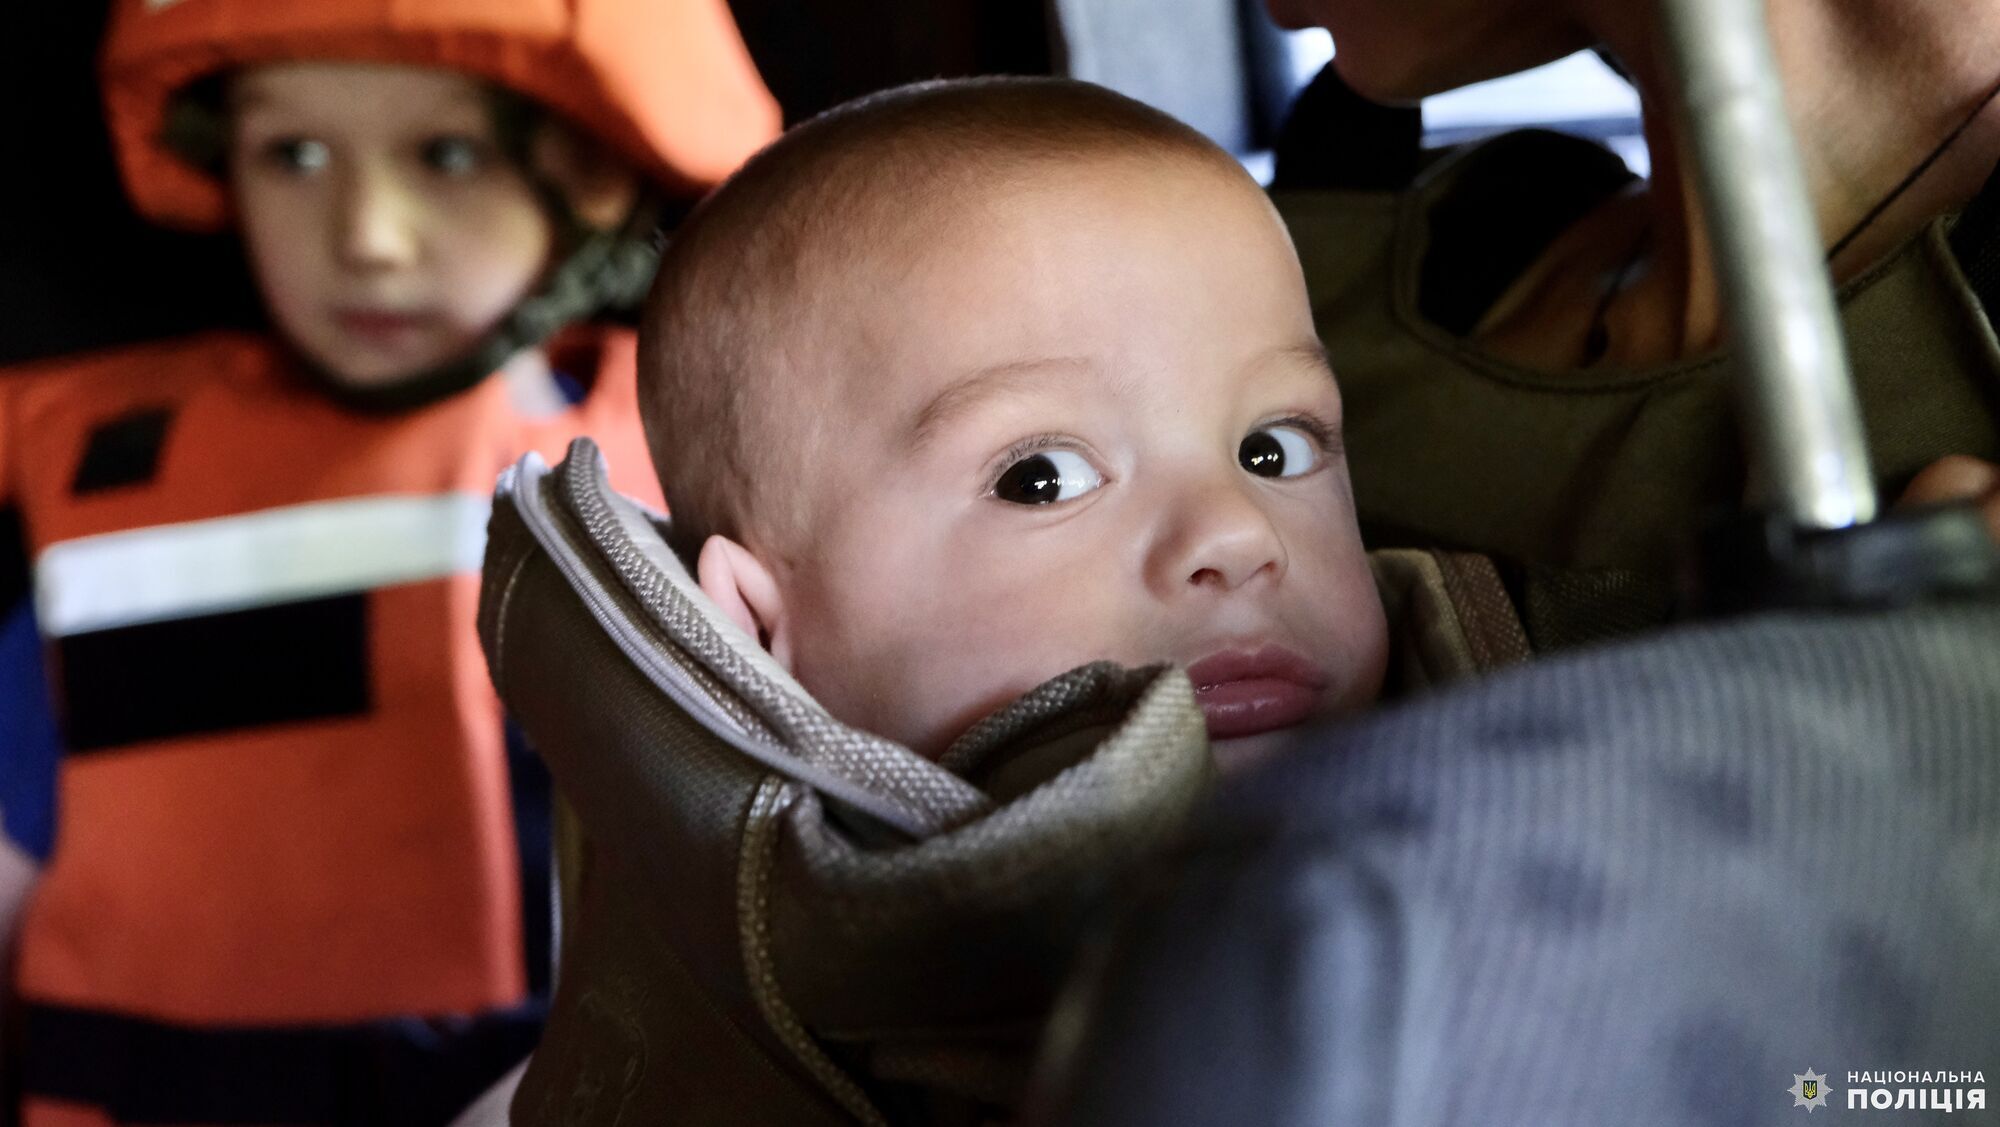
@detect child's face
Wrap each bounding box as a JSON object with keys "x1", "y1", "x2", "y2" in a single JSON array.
[
  {"x1": 762, "y1": 154, "x2": 1388, "y2": 765},
  {"x1": 229, "y1": 63, "x2": 555, "y2": 388}
]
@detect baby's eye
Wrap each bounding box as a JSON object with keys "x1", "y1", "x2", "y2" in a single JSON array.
[
  {"x1": 261, "y1": 137, "x2": 331, "y2": 175},
  {"x1": 421, "y1": 135, "x2": 488, "y2": 176},
  {"x1": 1239, "y1": 425, "x2": 1321, "y2": 479},
  {"x1": 992, "y1": 449, "x2": 1104, "y2": 506}
]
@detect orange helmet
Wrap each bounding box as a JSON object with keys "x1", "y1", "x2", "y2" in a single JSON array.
[{"x1": 101, "y1": 0, "x2": 783, "y2": 231}]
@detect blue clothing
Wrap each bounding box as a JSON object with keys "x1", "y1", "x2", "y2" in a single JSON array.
[{"x1": 0, "y1": 596, "x2": 58, "y2": 862}]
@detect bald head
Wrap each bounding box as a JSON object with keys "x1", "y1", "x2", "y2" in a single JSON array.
[{"x1": 638, "y1": 77, "x2": 1238, "y2": 563}]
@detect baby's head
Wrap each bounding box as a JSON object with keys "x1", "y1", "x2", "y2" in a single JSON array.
[{"x1": 641, "y1": 78, "x2": 1388, "y2": 766}]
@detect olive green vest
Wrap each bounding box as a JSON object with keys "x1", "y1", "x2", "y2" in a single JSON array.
[{"x1": 1276, "y1": 131, "x2": 2000, "y2": 645}]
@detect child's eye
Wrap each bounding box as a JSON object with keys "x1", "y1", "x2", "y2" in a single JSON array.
[
  {"x1": 992, "y1": 449, "x2": 1104, "y2": 506},
  {"x1": 1239, "y1": 425, "x2": 1321, "y2": 479},
  {"x1": 262, "y1": 137, "x2": 330, "y2": 175},
  {"x1": 421, "y1": 136, "x2": 488, "y2": 176}
]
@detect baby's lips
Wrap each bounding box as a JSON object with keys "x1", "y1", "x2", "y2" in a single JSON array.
[
  {"x1": 1184, "y1": 643, "x2": 1329, "y2": 693},
  {"x1": 1185, "y1": 644, "x2": 1329, "y2": 741}
]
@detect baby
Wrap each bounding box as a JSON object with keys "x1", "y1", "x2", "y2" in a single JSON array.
[{"x1": 640, "y1": 77, "x2": 1391, "y2": 769}]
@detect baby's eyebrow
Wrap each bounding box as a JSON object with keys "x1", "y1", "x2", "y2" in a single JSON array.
[
  {"x1": 907, "y1": 356, "x2": 1093, "y2": 453},
  {"x1": 1267, "y1": 339, "x2": 1334, "y2": 378}
]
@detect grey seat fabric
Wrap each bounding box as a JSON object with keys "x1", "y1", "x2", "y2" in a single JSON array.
[
  {"x1": 1034, "y1": 600, "x2": 2000, "y2": 1126},
  {"x1": 1048, "y1": 0, "x2": 1292, "y2": 159}
]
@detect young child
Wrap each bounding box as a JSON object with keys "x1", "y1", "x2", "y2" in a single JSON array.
[
  {"x1": 0, "y1": 1, "x2": 776, "y2": 1122},
  {"x1": 640, "y1": 77, "x2": 1395, "y2": 768}
]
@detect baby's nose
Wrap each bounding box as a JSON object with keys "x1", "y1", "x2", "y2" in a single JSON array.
[{"x1": 1150, "y1": 479, "x2": 1289, "y2": 596}]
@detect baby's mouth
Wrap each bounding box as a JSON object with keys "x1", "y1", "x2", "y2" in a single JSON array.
[{"x1": 1184, "y1": 644, "x2": 1328, "y2": 740}]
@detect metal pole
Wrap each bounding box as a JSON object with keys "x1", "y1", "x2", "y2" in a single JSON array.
[{"x1": 1660, "y1": 0, "x2": 1879, "y2": 529}]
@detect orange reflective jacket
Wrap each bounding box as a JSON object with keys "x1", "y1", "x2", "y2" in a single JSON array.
[{"x1": 0, "y1": 330, "x2": 662, "y2": 1126}]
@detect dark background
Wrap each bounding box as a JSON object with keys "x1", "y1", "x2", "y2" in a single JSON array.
[{"x1": 0, "y1": 0, "x2": 1057, "y2": 367}]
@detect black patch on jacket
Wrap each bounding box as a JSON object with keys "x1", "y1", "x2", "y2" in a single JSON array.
[
  {"x1": 0, "y1": 506, "x2": 26, "y2": 612},
  {"x1": 58, "y1": 593, "x2": 371, "y2": 751},
  {"x1": 70, "y1": 407, "x2": 174, "y2": 495}
]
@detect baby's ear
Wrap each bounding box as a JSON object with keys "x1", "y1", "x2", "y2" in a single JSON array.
[
  {"x1": 695, "y1": 535, "x2": 795, "y2": 669},
  {"x1": 531, "y1": 121, "x2": 642, "y2": 231}
]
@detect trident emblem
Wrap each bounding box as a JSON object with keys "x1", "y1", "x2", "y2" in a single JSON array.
[{"x1": 1790, "y1": 1069, "x2": 1830, "y2": 1111}]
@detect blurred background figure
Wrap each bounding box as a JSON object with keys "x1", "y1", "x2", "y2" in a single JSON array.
[{"x1": 0, "y1": 1, "x2": 774, "y2": 1123}]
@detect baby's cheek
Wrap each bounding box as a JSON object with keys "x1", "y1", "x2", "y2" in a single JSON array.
[
  {"x1": 909, "y1": 604, "x2": 1119, "y2": 753},
  {"x1": 794, "y1": 597, "x2": 1023, "y2": 752},
  {"x1": 1300, "y1": 538, "x2": 1391, "y2": 708},
  {"x1": 1339, "y1": 586, "x2": 1392, "y2": 708}
]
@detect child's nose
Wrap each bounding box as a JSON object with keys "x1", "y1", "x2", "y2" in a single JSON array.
[
  {"x1": 1147, "y1": 476, "x2": 1289, "y2": 597},
  {"x1": 335, "y1": 165, "x2": 420, "y2": 270}
]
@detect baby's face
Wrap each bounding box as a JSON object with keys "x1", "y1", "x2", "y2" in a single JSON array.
[{"x1": 773, "y1": 153, "x2": 1387, "y2": 764}]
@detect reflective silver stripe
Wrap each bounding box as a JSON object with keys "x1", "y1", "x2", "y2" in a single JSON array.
[{"x1": 35, "y1": 492, "x2": 492, "y2": 637}]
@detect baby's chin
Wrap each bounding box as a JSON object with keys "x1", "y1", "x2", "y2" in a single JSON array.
[{"x1": 1210, "y1": 728, "x2": 1317, "y2": 777}]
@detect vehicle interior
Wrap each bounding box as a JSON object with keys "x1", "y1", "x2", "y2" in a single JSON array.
[{"x1": 3, "y1": 1, "x2": 1997, "y2": 1124}]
